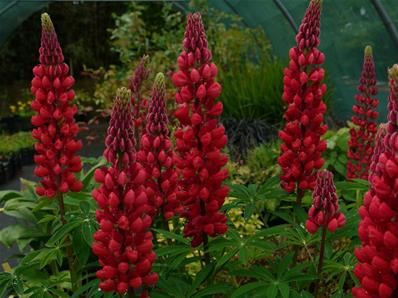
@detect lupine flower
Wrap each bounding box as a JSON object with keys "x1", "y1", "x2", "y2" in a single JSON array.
[
  {"x1": 31, "y1": 13, "x2": 82, "y2": 198},
  {"x1": 368, "y1": 124, "x2": 387, "y2": 181},
  {"x1": 172, "y1": 12, "x2": 229, "y2": 247},
  {"x1": 92, "y1": 88, "x2": 158, "y2": 295},
  {"x1": 347, "y1": 46, "x2": 379, "y2": 180},
  {"x1": 278, "y1": 0, "x2": 328, "y2": 194},
  {"x1": 352, "y1": 65, "x2": 398, "y2": 298},
  {"x1": 306, "y1": 170, "x2": 345, "y2": 234},
  {"x1": 137, "y1": 73, "x2": 180, "y2": 220},
  {"x1": 129, "y1": 55, "x2": 149, "y2": 143}
]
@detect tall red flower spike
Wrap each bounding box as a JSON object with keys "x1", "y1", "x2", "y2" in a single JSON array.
[
  {"x1": 353, "y1": 65, "x2": 398, "y2": 298},
  {"x1": 172, "y1": 12, "x2": 229, "y2": 247},
  {"x1": 92, "y1": 88, "x2": 158, "y2": 295},
  {"x1": 347, "y1": 46, "x2": 379, "y2": 180},
  {"x1": 31, "y1": 13, "x2": 82, "y2": 198},
  {"x1": 137, "y1": 73, "x2": 180, "y2": 220},
  {"x1": 278, "y1": 0, "x2": 328, "y2": 198},
  {"x1": 129, "y1": 55, "x2": 149, "y2": 141},
  {"x1": 305, "y1": 170, "x2": 345, "y2": 234}
]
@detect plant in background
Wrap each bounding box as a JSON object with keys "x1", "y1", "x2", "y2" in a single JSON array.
[
  {"x1": 129, "y1": 55, "x2": 150, "y2": 148},
  {"x1": 92, "y1": 87, "x2": 158, "y2": 295},
  {"x1": 347, "y1": 46, "x2": 379, "y2": 180},
  {"x1": 278, "y1": 0, "x2": 328, "y2": 204},
  {"x1": 137, "y1": 73, "x2": 180, "y2": 222},
  {"x1": 172, "y1": 12, "x2": 229, "y2": 250},
  {"x1": 352, "y1": 65, "x2": 398, "y2": 298}
]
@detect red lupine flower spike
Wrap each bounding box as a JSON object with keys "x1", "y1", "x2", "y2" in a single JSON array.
[
  {"x1": 31, "y1": 13, "x2": 82, "y2": 198},
  {"x1": 172, "y1": 12, "x2": 229, "y2": 247},
  {"x1": 92, "y1": 87, "x2": 158, "y2": 294},
  {"x1": 305, "y1": 170, "x2": 345, "y2": 234},
  {"x1": 137, "y1": 73, "x2": 180, "y2": 220},
  {"x1": 278, "y1": 0, "x2": 328, "y2": 195},
  {"x1": 347, "y1": 46, "x2": 379, "y2": 180},
  {"x1": 353, "y1": 65, "x2": 398, "y2": 298},
  {"x1": 129, "y1": 56, "x2": 149, "y2": 148},
  {"x1": 368, "y1": 124, "x2": 387, "y2": 181}
]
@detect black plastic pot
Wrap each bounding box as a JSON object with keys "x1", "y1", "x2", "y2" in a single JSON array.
[
  {"x1": 20, "y1": 148, "x2": 35, "y2": 165},
  {"x1": 0, "y1": 116, "x2": 33, "y2": 133}
]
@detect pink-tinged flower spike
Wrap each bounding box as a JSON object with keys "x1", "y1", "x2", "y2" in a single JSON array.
[
  {"x1": 137, "y1": 73, "x2": 180, "y2": 221},
  {"x1": 278, "y1": 0, "x2": 328, "y2": 203},
  {"x1": 347, "y1": 46, "x2": 379, "y2": 180},
  {"x1": 92, "y1": 87, "x2": 158, "y2": 294},
  {"x1": 129, "y1": 55, "x2": 150, "y2": 147},
  {"x1": 31, "y1": 13, "x2": 82, "y2": 198},
  {"x1": 172, "y1": 12, "x2": 229, "y2": 248},
  {"x1": 368, "y1": 124, "x2": 387, "y2": 181},
  {"x1": 352, "y1": 65, "x2": 398, "y2": 298},
  {"x1": 306, "y1": 170, "x2": 346, "y2": 234}
]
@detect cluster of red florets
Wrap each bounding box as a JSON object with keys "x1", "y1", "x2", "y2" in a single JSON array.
[
  {"x1": 306, "y1": 170, "x2": 345, "y2": 234},
  {"x1": 172, "y1": 12, "x2": 229, "y2": 247},
  {"x1": 92, "y1": 88, "x2": 157, "y2": 296},
  {"x1": 31, "y1": 13, "x2": 82, "y2": 198},
  {"x1": 129, "y1": 56, "x2": 149, "y2": 140},
  {"x1": 347, "y1": 46, "x2": 379, "y2": 180},
  {"x1": 353, "y1": 65, "x2": 398, "y2": 298},
  {"x1": 137, "y1": 73, "x2": 181, "y2": 220},
  {"x1": 278, "y1": 0, "x2": 328, "y2": 193}
]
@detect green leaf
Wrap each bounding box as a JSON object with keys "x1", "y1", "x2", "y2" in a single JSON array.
[
  {"x1": 71, "y1": 278, "x2": 99, "y2": 298},
  {"x1": 0, "y1": 190, "x2": 22, "y2": 202},
  {"x1": 79, "y1": 201, "x2": 91, "y2": 214},
  {"x1": 216, "y1": 247, "x2": 239, "y2": 270},
  {"x1": 278, "y1": 283, "x2": 290, "y2": 298},
  {"x1": 0, "y1": 272, "x2": 12, "y2": 298},
  {"x1": 265, "y1": 284, "x2": 278, "y2": 298},
  {"x1": 81, "y1": 219, "x2": 97, "y2": 246},
  {"x1": 231, "y1": 281, "x2": 267, "y2": 298},
  {"x1": 192, "y1": 283, "x2": 232, "y2": 298},
  {"x1": 153, "y1": 229, "x2": 189, "y2": 244},
  {"x1": 47, "y1": 220, "x2": 82, "y2": 246},
  {"x1": 0, "y1": 224, "x2": 43, "y2": 248},
  {"x1": 72, "y1": 228, "x2": 90, "y2": 266},
  {"x1": 191, "y1": 263, "x2": 214, "y2": 291}
]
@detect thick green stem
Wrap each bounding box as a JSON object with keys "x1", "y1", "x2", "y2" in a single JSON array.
[
  {"x1": 58, "y1": 194, "x2": 78, "y2": 292},
  {"x1": 202, "y1": 233, "x2": 211, "y2": 265},
  {"x1": 314, "y1": 226, "x2": 327, "y2": 296}
]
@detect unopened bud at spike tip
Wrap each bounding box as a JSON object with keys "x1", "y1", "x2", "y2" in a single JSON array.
[{"x1": 41, "y1": 13, "x2": 54, "y2": 32}]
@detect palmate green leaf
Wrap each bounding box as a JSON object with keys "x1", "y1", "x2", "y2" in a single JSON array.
[
  {"x1": 31, "y1": 248, "x2": 59, "y2": 269},
  {"x1": 71, "y1": 278, "x2": 99, "y2": 298},
  {"x1": 81, "y1": 159, "x2": 106, "y2": 190},
  {"x1": 81, "y1": 219, "x2": 97, "y2": 246},
  {"x1": 3, "y1": 207, "x2": 36, "y2": 222},
  {"x1": 64, "y1": 192, "x2": 92, "y2": 207},
  {"x1": 265, "y1": 284, "x2": 278, "y2": 298},
  {"x1": 47, "y1": 220, "x2": 82, "y2": 246},
  {"x1": 20, "y1": 178, "x2": 39, "y2": 200},
  {"x1": 231, "y1": 281, "x2": 267, "y2": 298},
  {"x1": 192, "y1": 283, "x2": 233, "y2": 298}
]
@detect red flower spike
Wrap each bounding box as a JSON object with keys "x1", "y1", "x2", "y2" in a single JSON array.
[
  {"x1": 137, "y1": 73, "x2": 180, "y2": 220},
  {"x1": 92, "y1": 87, "x2": 157, "y2": 294},
  {"x1": 31, "y1": 13, "x2": 82, "y2": 198},
  {"x1": 347, "y1": 46, "x2": 379, "y2": 180},
  {"x1": 353, "y1": 65, "x2": 398, "y2": 298},
  {"x1": 278, "y1": 0, "x2": 327, "y2": 194},
  {"x1": 129, "y1": 55, "x2": 150, "y2": 149},
  {"x1": 306, "y1": 170, "x2": 345, "y2": 234},
  {"x1": 172, "y1": 12, "x2": 229, "y2": 247}
]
